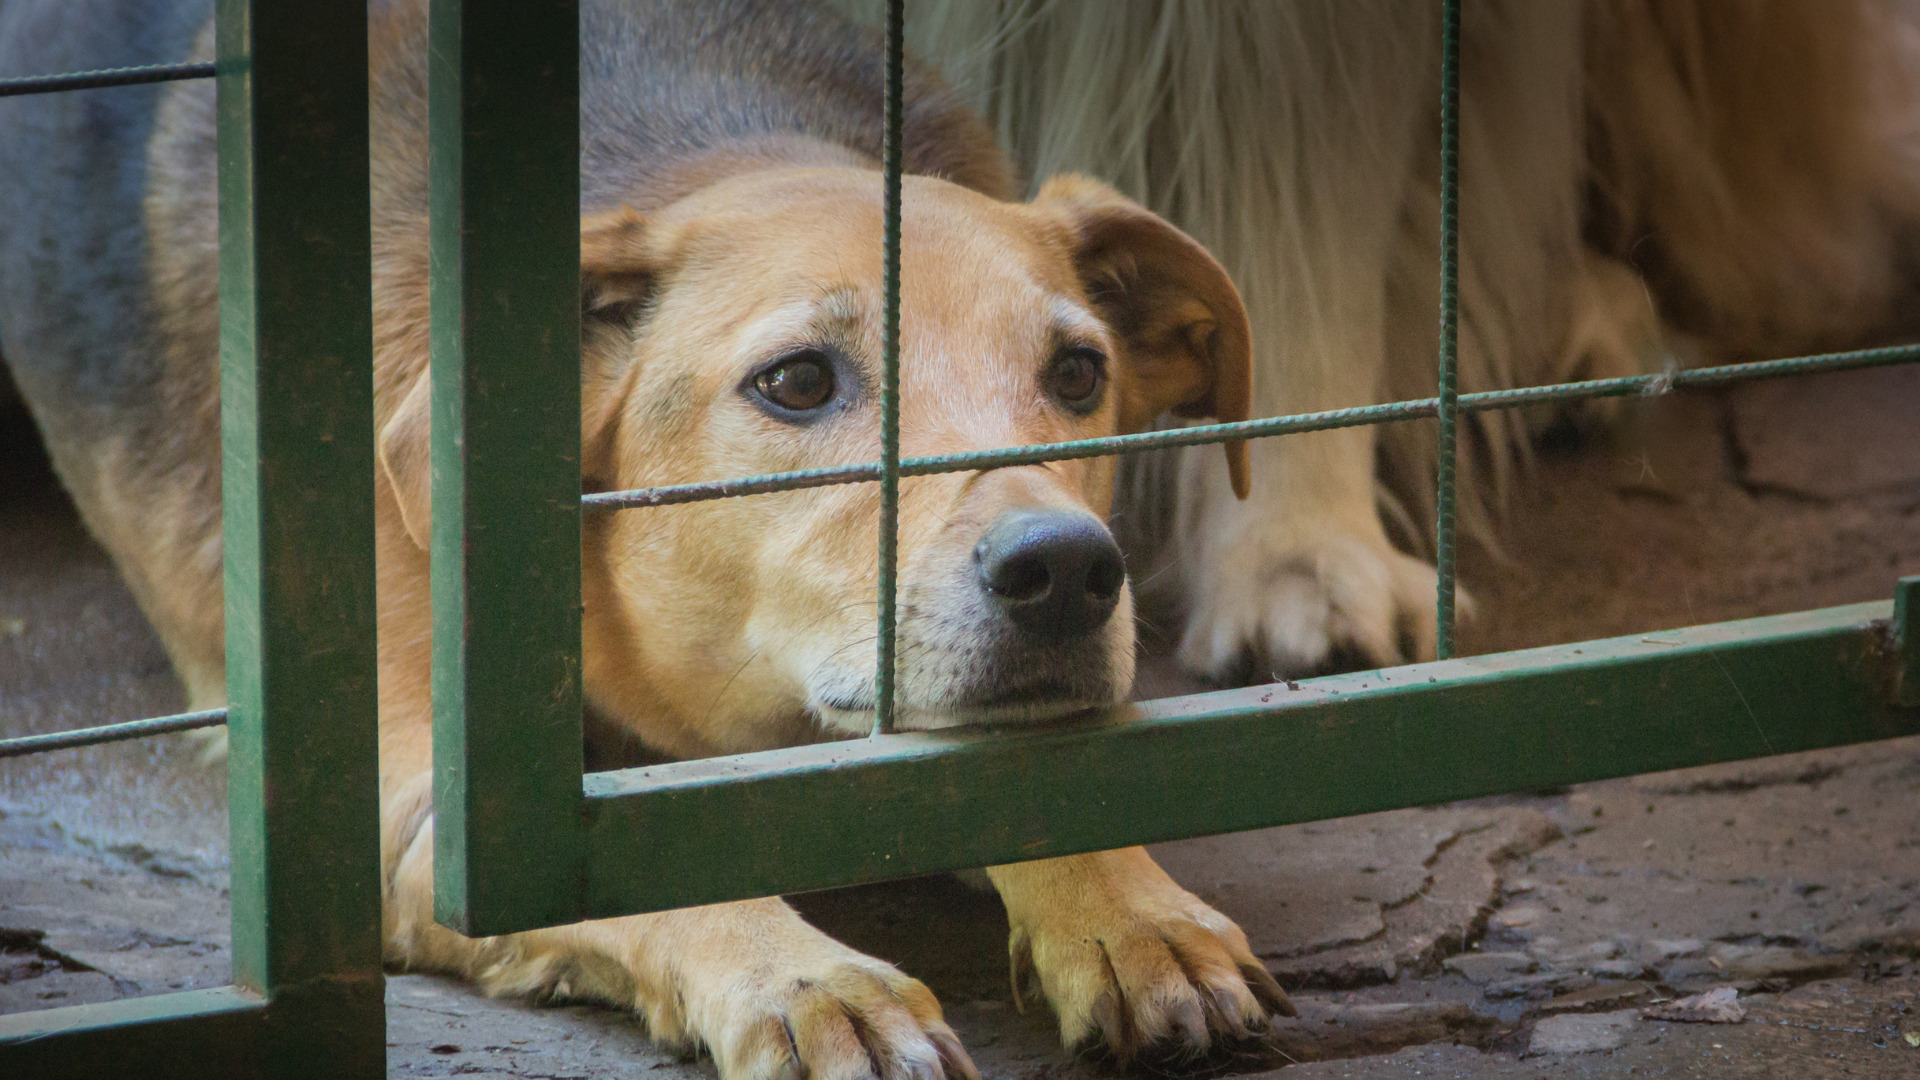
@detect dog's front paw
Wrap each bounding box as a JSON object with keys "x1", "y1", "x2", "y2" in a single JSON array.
[
  {"x1": 681, "y1": 938, "x2": 977, "y2": 1080},
  {"x1": 991, "y1": 850, "x2": 1293, "y2": 1061},
  {"x1": 1177, "y1": 524, "x2": 1447, "y2": 683}
]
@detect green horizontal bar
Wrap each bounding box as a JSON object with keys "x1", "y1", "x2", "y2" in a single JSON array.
[
  {"x1": 0, "y1": 986, "x2": 265, "y2": 1078},
  {"x1": 571, "y1": 599, "x2": 1915, "y2": 921},
  {"x1": 586, "y1": 343, "x2": 1920, "y2": 511},
  {"x1": 0, "y1": 709, "x2": 227, "y2": 759}
]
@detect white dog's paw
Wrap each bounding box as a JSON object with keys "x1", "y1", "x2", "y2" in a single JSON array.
[
  {"x1": 996, "y1": 853, "x2": 1292, "y2": 1061},
  {"x1": 1176, "y1": 527, "x2": 1450, "y2": 683},
  {"x1": 690, "y1": 946, "x2": 978, "y2": 1080}
]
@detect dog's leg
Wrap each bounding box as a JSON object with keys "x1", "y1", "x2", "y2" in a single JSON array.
[
  {"x1": 987, "y1": 848, "x2": 1291, "y2": 1059},
  {"x1": 380, "y1": 774, "x2": 977, "y2": 1080},
  {"x1": 1159, "y1": 1, "x2": 1599, "y2": 681}
]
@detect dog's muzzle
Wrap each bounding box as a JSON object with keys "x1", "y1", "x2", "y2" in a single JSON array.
[
  {"x1": 807, "y1": 507, "x2": 1132, "y2": 733},
  {"x1": 973, "y1": 509, "x2": 1125, "y2": 641}
]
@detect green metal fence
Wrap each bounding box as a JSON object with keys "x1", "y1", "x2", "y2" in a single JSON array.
[
  {"x1": 430, "y1": 0, "x2": 1920, "y2": 939},
  {"x1": 0, "y1": 2, "x2": 385, "y2": 1077},
  {"x1": 2, "y1": 0, "x2": 1918, "y2": 1073}
]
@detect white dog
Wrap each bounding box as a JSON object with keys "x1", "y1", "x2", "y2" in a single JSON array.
[{"x1": 838, "y1": 0, "x2": 1920, "y2": 682}]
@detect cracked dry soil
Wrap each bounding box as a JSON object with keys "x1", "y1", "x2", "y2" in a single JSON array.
[{"x1": 3, "y1": 366, "x2": 1920, "y2": 1076}]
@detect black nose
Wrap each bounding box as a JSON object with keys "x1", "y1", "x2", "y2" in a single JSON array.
[{"x1": 974, "y1": 509, "x2": 1126, "y2": 640}]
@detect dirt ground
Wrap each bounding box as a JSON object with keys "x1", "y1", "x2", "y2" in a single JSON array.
[{"x1": 3, "y1": 362, "x2": 1919, "y2": 1077}]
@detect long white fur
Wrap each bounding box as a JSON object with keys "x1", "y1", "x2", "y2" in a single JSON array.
[{"x1": 834, "y1": 0, "x2": 1920, "y2": 679}]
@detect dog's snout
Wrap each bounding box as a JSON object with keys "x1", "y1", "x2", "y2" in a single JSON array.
[{"x1": 974, "y1": 510, "x2": 1126, "y2": 640}]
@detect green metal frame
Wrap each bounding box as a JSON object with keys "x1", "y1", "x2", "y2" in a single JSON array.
[
  {"x1": 579, "y1": 600, "x2": 1917, "y2": 913},
  {"x1": 428, "y1": 0, "x2": 1920, "y2": 940},
  {"x1": 0, "y1": 1, "x2": 384, "y2": 1075}
]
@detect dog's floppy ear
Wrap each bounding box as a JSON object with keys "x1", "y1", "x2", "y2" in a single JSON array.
[
  {"x1": 579, "y1": 206, "x2": 668, "y2": 484},
  {"x1": 1033, "y1": 175, "x2": 1252, "y2": 499},
  {"x1": 378, "y1": 207, "x2": 667, "y2": 550},
  {"x1": 580, "y1": 204, "x2": 660, "y2": 325}
]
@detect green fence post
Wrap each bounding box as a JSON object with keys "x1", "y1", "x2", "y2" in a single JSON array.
[
  {"x1": 217, "y1": 0, "x2": 385, "y2": 1069},
  {"x1": 429, "y1": 0, "x2": 586, "y2": 936}
]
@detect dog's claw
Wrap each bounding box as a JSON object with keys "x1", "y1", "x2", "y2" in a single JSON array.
[
  {"x1": 993, "y1": 853, "x2": 1282, "y2": 1062},
  {"x1": 930, "y1": 1027, "x2": 980, "y2": 1080},
  {"x1": 1088, "y1": 990, "x2": 1129, "y2": 1061},
  {"x1": 1168, "y1": 991, "x2": 1211, "y2": 1055},
  {"x1": 1241, "y1": 960, "x2": 1296, "y2": 1018},
  {"x1": 1206, "y1": 985, "x2": 1251, "y2": 1040}
]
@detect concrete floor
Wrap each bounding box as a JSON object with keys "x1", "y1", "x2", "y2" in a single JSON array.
[{"x1": 3, "y1": 364, "x2": 1920, "y2": 1077}]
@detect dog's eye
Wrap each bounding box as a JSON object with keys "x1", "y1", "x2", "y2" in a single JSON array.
[
  {"x1": 753, "y1": 350, "x2": 837, "y2": 413},
  {"x1": 1045, "y1": 347, "x2": 1107, "y2": 412}
]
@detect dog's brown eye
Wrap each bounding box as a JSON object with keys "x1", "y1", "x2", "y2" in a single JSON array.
[
  {"x1": 754, "y1": 351, "x2": 836, "y2": 412},
  {"x1": 1045, "y1": 347, "x2": 1106, "y2": 412}
]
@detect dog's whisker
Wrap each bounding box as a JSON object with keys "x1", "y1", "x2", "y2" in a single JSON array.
[
  {"x1": 698, "y1": 599, "x2": 886, "y2": 727},
  {"x1": 1130, "y1": 560, "x2": 1178, "y2": 593}
]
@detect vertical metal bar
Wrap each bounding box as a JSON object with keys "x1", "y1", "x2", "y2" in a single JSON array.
[
  {"x1": 1895, "y1": 576, "x2": 1920, "y2": 708},
  {"x1": 1434, "y1": 0, "x2": 1462, "y2": 660},
  {"x1": 874, "y1": 0, "x2": 905, "y2": 735},
  {"x1": 429, "y1": 0, "x2": 586, "y2": 935},
  {"x1": 216, "y1": 0, "x2": 384, "y2": 1070}
]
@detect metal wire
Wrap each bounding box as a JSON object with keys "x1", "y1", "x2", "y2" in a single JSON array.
[
  {"x1": 0, "y1": 62, "x2": 216, "y2": 98},
  {"x1": 873, "y1": 0, "x2": 904, "y2": 736},
  {"x1": 1435, "y1": 0, "x2": 1462, "y2": 659},
  {"x1": 0, "y1": 709, "x2": 228, "y2": 759},
  {"x1": 584, "y1": 342, "x2": 1920, "y2": 511}
]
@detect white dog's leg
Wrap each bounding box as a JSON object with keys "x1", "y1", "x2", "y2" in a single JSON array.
[
  {"x1": 1134, "y1": 1, "x2": 1445, "y2": 680},
  {"x1": 1153, "y1": 0, "x2": 1603, "y2": 679}
]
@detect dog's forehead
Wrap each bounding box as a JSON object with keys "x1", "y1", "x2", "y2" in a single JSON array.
[
  {"x1": 669, "y1": 168, "x2": 1107, "y2": 393},
  {"x1": 680, "y1": 168, "x2": 1084, "y2": 307}
]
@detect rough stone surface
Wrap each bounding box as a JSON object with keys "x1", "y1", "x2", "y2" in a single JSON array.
[
  {"x1": 1440, "y1": 951, "x2": 1533, "y2": 983},
  {"x1": 1150, "y1": 808, "x2": 1562, "y2": 988},
  {"x1": 1266, "y1": 973, "x2": 1920, "y2": 1078},
  {"x1": 1527, "y1": 1009, "x2": 1641, "y2": 1054},
  {"x1": 386, "y1": 975, "x2": 693, "y2": 1080},
  {"x1": 0, "y1": 806, "x2": 229, "y2": 1015}
]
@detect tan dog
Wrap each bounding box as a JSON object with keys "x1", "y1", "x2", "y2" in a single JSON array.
[{"x1": 0, "y1": 0, "x2": 1287, "y2": 1075}]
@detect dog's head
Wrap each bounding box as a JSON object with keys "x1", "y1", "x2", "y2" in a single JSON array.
[{"x1": 383, "y1": 168, "x2": 1249, "y2": 751}]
